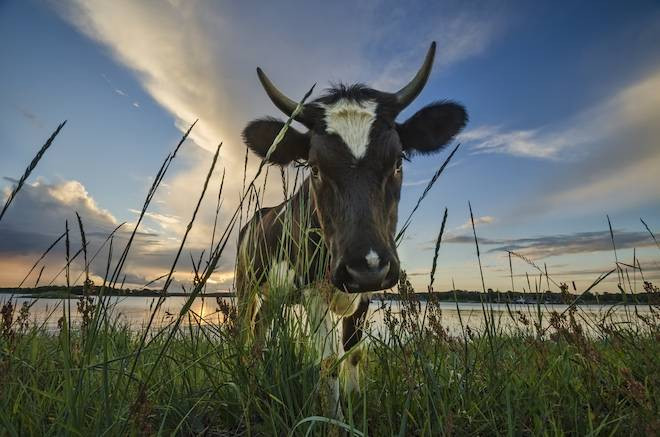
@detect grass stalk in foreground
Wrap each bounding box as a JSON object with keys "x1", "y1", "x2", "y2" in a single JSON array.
[
  {"x1": 122, "y1": 141, "x2": 223, "y2": 402},
  {"x1": 109, "y1": 120, "x2": 198, "y2": 288},
  {"x1": 428, "y1": 207, "x2": 448, "y2": 291},
  {"x1": 641, "y1": 217, "x2": 660, "y2": 251},
  {"x1": 395, "y1": 142, "x2": 460, "y2": 245},
  {"x1": 16, "y1": 231, "x2": 66, "y2": 288},
  {"x1": 0, "y1": 121, "x2": 66, "y2": 223}
]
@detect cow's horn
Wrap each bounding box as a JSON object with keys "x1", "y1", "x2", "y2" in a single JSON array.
[
  {"x1": 257, "y1": 67, "x2": 312, "y2": 126},
  {"x1": 393, "y1": 41, "x2": 436, "y2": 111}
]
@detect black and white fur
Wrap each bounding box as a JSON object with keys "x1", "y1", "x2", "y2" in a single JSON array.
[{"x1": 236, "y1": 42, "x2": 467, "y2": 419}]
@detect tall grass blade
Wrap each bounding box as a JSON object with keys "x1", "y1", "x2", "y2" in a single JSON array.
[
  {"x1": 75, "y1": 212, "x2": 89, "y2": 286},
  {"x1": 48, "y1": 224, "x2": 124, "y2": 286},
  {"x1": 508, "y1": 251, "x2": 515, "y2": 292},
  {"x1": 17, "y1": 231, "x2": 66, "y2": 288},
  {"x1": 428, "y1": 207, "x2": 448, "y2": 291},
  {"x1": 161, "y1": 142, "x2": 222, "y2": 294},
  {"x1": 65, "y1": 220, "x2": 70, "y2": 289},
  {"x1": 469, "y1": 202, "x2": 486, "y2": 296},
  {"x1": 607, "y1": 215, "x2": 623, "y2": 285},
  {"x1": 122, "y1": 141, "x2": 223, "y2": 408},
  {"x1": 395, "y1": 143, "x2": 460, "y2": 244},
  {"x1": 469, "y1": 201, "x2": 495, "y2": 347},
  {"x1": 640, "y1": 218, "x2": 660, "y2": 251},
  {"x1": 0, "y1": 121, "x2": 66, "y2": 222},
  {"x1": 209, "y1": 167, "x2": 226, "y2": 262},
  {"x1": 71, "y1": 223, "x2": 126, "y2": 286},
  {"x1": 507, "y1": 250, "x2": 560, "y2": 289},
  {"x1": 34, "y1": 265, "x2": 45, "y2": 288},
  {"x1": 110, "y1": 120, "x2": 197, "y2": 287}
]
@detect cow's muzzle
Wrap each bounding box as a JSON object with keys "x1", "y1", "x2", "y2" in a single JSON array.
[{"x1": 332, "y1": 255, "x2": 399, "y2": 293}]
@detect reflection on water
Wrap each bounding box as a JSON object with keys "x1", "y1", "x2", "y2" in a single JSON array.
[
  {"x1": 3, "y1": 295, "x2": 654, "y2": 338},
  {"x1": 5, "y1": 296, "x2": 228, "y2": 331}
]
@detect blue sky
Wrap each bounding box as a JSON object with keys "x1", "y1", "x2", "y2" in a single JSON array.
[{"x1": 1, "y1": 0, "x2": 659, "y2": 292}]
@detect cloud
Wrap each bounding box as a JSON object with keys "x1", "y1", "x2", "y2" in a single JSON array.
[
  {"x1": 0, "y1": 228, "x2": 69, "y2": 256},
  {"x1": 111, "y1": 84, "x2": 141, "y2": 109},
  {"x1": 540, "y1": 71, "x2": 660, "y2": 212},
  {"x1": 461, "y1": 69, "x2": 660, "y2": 213},
  {"x1": 529, "y1": 264, "x2": 660, "y2": 279},
  {"x1": 14, "y1": 105, "x2": 44, "y2": 128},
  {"x1": 460, "y1": 126, "x2": 562, "y2": 159},
  {"x1": 460, "y1": 70, "x2": 660, "y2": 160},
  {"x1": 1, "y1": 179, "x2": 117, "y2": 234},
  {"x1": 364, "y1": 2, "x2": 507, "y2": 90},
  {"x1": 457, "y1": 215, "x2": 495, "y2": 230},
  {"x1": 57, "y1": 0, "x2": 506, "y2": 156},
  {"x1": 0, "y1": 178, "x2": 122, "y2": 285},
  {"x1": 129, "y1": 209, "x2": 180, "y2": 229},
  {"x1": 0, "y1": 178, "x2": 234, "y2": 288},
  {"x1": 440, "y1": 229, "x2": 656, "y2": 259},
  {"x1": 402, "y1": 178, "x2": 431, "y2": 187}
]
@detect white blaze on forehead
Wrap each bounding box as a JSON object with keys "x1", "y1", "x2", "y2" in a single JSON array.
[
  {"x1": 365, "y1": 249, "x2": 380, "y2": 269},
  {"x1": 321, "y1": 99, "x2": 377, "y2": 159}
]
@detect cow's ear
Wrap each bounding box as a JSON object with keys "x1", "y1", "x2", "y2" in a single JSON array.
[
  {"x1": 396, "y1": 101, "x2": 467, "y2": 155},
  {"x1": 242, "y1": 117, "x2": 310, "y2": 165}
]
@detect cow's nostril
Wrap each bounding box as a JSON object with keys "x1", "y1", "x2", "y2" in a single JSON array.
[{"x1": 346, "y1": 261, "x2": 390, "y2": 289}]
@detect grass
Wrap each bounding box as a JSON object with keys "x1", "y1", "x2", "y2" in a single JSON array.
[{"x1": 1, "y1": 97, "x2": 659, "y2": 435}]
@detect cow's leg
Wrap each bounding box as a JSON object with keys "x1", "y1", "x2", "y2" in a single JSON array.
[
  {"x1": 235, "y1": 236, "x2": 262, "y2": 345},
  {"x1": 248, "y1": 290, "x2": 267, "y2": 354},
  {"x1": 341, "y1": 295, "x2": 370, "y2": 394},
  {"x1": 302, "y1": 289, "x2": 343, "y2": 421}
]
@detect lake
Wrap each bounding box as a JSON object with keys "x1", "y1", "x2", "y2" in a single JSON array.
[{"x1": 3, "y1": 294, "x2": 653, "y2": 338}]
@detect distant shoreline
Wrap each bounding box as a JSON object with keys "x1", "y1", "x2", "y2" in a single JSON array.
[
  {"x1": 0, "y1": 287, "x2": 234, "y2": 299},
  {"x1": 1, "y1": 286, "x2": 656, "y2": 305}
]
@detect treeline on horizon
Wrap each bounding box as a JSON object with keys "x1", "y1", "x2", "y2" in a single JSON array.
[
  {"x1": 381, "y1": 288, "x2": 659, "y2": 305},
  {"x1": 2, "y1": 284, "x2": 658, "y2": 304}
]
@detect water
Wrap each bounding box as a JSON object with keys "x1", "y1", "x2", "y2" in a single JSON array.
[{"x1": 3, "y1": 294, "x2": 654, "y2": 338}]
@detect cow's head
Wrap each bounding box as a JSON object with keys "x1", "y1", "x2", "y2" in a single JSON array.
[{"x1": 243, "y1": 42, "x2": 467, "y2": 293}]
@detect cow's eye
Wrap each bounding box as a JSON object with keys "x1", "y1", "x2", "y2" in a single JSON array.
[
  {"x1": 310, "y1": 165, "x2": 321, "y2": 179},
  {"x1": 394, "y1": 156, "x2": 403, "y2": 174}
]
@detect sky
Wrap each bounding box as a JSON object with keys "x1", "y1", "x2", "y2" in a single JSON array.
[{"x1": 1, "y1": 0, "x2": 659, "y2": 293}]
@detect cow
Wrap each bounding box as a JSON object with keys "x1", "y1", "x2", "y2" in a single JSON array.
[{"x1": 236, "y1": 41, "x2": 467, "y2": 420}]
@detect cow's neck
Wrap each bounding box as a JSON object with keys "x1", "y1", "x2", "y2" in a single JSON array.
[
  {"x1": 289, "y1": 177, "x2": 321, "y2": 229},
  {"x1": 285, "y1": 176, "x2": 329, "y2": 282}
]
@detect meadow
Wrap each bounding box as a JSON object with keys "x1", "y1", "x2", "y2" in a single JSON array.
[
  {"x1": 1, "y1": 278, "x2": 658, "y2": 435},
  {"x1": 1, "y1": 107, "x2": 659, "y2": 435}
]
